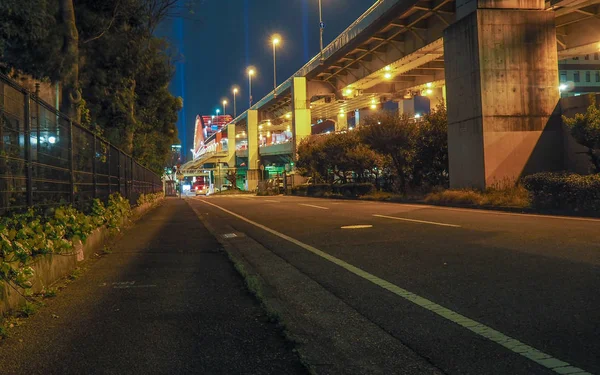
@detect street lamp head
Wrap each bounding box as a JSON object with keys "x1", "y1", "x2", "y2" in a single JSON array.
[
  {"x1": 223, "y1": 99, "x2": 228, "y2": 105},
  {"x1": 233, "y1": 87, "x2": 238, "y2": 94},
  {"x1": 216, "y1": 109, "x2": 220, "y2": 114},
  {"x1": 248, "y1": 67, "x2": 255, "y2": 76},
  {"x1": 272, "y1": 34, "x2": 281, "y2": 46}
]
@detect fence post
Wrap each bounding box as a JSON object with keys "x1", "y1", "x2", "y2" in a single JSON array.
[
  {"x1": 92, "y1": 134, "x2": 97, "y2": 199},
  {"x1": 69, "y1": 121, "x2": 75, "y2": 203},
  {"x1": 24, "y1": 92, "x2": 33, "y2": 207},
  {"x1": 122, "y1": 151, "x2": 128, "y2": 199},
  {"x1": 116, "y1": 147, "x2": 121, "y2": 196},
  {"x1": 107, "y1": 144, "x2": 111, "y2": 195},
  {"x1": 130, "y1": 158, "x2": 134, "y2": 199}
]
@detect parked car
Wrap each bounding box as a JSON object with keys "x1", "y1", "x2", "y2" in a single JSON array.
[{"x1": 267, "y1": 177, "x2": 284, "y2": 192}]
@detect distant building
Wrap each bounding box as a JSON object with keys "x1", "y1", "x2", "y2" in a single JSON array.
[
  {"x1": 192, "y1": 114, "x2": 232, "y2": 158},
  {"x1": 559, "y1": 53, "x2": 600, "y2": 97},
  {"x1": 170, "y1": 144, "x2": 182, "y2": 167}
]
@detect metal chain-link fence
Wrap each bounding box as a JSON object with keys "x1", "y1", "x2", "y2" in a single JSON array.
[{"x1": 0, "y1": 74, "x2": 162, "y2": 215}]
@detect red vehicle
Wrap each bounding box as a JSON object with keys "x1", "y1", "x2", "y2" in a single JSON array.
[{"x1": 192, "y1": 177, "x2": 208, "y2": 195}]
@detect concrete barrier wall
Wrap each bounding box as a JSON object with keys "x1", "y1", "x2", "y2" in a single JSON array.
[{"x1": 0, "y1": 199, "x2": 162, "y2": 316}]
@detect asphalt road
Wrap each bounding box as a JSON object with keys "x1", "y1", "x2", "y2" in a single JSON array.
[
  {"x1": 0, "y1": 199, "x2": 306, "y2": 375},
  {"x1": 190, "y1": 195, "x2": 600, "y2": 375}
]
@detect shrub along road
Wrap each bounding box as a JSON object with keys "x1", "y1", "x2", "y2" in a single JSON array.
[
  {"x1": 0, "y1": 199, "x2": 306, "y2": 375},
  {"x1": 189, "y1": 195, "x2": 600, "y2": 375}
]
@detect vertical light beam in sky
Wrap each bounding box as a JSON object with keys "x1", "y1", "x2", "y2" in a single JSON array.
[
  {"x1": 302, "y1": 0, "x2": 309, "y2": 61},
  {"x1": 175, "y1": 16, "x2": 187, "y2": 160},
  {"x1": 244, "y1": 0, "x2": 250, "y2": 68}
]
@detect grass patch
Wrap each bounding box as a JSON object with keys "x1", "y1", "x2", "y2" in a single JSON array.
[
  {"x1": 212, "y1": 189, "x2": 254, "y2": 196},
  {"x1": 0, "y1": 325, "x2": 8, "y2": 339},
  {"x1": 20, "y1": 302, "x2": 39, "y2": 317},
  {"x1": 43, "y1": 288, "x2": 57, "y2": 298},
  {"x1": 69, "y1": 268, "x2": 83, "y2": 280},
  {"x1": 425, "y1": 185, "x2": 531, "y2": 208}
]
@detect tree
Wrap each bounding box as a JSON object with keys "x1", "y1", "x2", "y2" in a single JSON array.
[
  {"x1": 359, "y1": 112, "x2": 418, "y2": 192},
  {"x1": 297, "y1": 135, "x2": 329, "y2": 182},
  {"x1": 1, "y1": 0, "x2": 186, "y2": 173},
  {"x1": 412, "y1": 105, "x2": 449, "y2": 188},
  {"x1": 563, "y1": 94, "x2": 600, "y2": 173}
]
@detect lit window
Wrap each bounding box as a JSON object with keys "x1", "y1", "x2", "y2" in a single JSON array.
[
  {"x1": 586, "y1": 71, "x2": 591, "y2": 83},
  {"x1": 574, "y1": 71, "x2": 580, "y2": 82},
  {"x1": 559, "y1": 71, "x2": 567, "y2": 83}
]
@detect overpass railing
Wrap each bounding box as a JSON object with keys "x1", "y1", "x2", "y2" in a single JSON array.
[
  {"x1": 230, "y1": 0, "x2": 402, "y2": 125},
  {"x1": 0, "y1": 73, "x2": 162, "y2": 215}
]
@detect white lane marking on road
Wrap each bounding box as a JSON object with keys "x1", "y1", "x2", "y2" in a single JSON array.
[
  {"x1": 198, "y1": 198, "x2": 591, "y2": 375},
  {"x1": 264, "y1": 200, "x2": 281, "y2": 203},
  {"x1": 373, "y1": 214, "x2": 461, "y2": 228},
  {"x1": 341, "y1": 225, "x2": 373, "y2": 229},
  {"x1": 299, "y1": 203, "x2": 329, "y2": 210},
  {"x1": 381, "y1": 203, "x2": 600, "y2": 223}
]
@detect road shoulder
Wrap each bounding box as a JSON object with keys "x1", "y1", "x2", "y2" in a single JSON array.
[{"x1": 188, "y1": 198, "x2": 444, "y2": 375}]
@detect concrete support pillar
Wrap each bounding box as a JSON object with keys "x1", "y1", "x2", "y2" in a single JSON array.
[
  {"x1": 444, "y1": 2, "x2": 561, "y2": 189},
  {"x1": 226, "y1": 123, "x2": 235, "y2": 168},
  {"x1": 336, "y1": 113, "x2": 348, "y2": 132},
  {"x1": 354, "y1": 109, "x2": 360, "y2": 127},
  {"x1": 292, "y1": 77, "x2": 311, "y2": 158},
  {"x1": 247, "y1": 110, "x2": 259, "y2": 190}
]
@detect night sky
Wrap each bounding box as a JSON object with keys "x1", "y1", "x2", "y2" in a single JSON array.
[{"x1": 157, "y1": 0, "x2": 376, "y2": 161}]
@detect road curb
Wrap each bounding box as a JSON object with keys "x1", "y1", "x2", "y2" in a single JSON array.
[{"x1": 187, "y1": 199, "x2": 444, "y2": 375}]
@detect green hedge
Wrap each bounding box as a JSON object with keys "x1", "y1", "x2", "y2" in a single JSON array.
[
  {"x1": 306, "y1": 184, "x2": 332, "y2": 197},
  {"x1": 522, "y1": 172, "x2": 600, "y2": 212},
  {"x1": 332, "y1": 183, "x2": 375, "y2": 197},
  {"x1": 295, "y1": 183, "x2": 375, "y2": 198},
  {"x1": 291, "y1": 186, "x2": 307, "y2": 196}
]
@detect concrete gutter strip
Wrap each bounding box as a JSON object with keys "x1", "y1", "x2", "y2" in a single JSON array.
[
  {"x1": 191, "y1": 202, "x2": 444, "y2": 375},
  {"x1": 0, "y1": 198, "x2": 164, "y2": 316}
]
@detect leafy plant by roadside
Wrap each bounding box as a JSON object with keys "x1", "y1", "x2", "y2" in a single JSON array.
[
  {"x1": 0, "y1": 193, "x2": 134, "y2": 291},
  {"x1": 136, "y1": 192, "x2": 164, "y2": 207},
  {"x1": 562, "y1": 95, "x2": 600, "y2": 173}
]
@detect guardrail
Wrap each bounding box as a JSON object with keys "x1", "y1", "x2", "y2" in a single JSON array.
[{"x1": 0, "y1": 73, "x2": 163, "y2": 214}]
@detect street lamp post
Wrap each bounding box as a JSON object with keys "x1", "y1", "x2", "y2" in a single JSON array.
[
  {"x1": 232, "y1": 87, "x2": 238, "y2": 117},
  {"x1": 318, "y1": 0, "x2": 324, "y2": 63},
  {"x1": 272, "y1": 35, "x2": 281, "y2": 97},
  {"x1": 223, "y1": 99, "x2": 228, "y2": 117},
  {"x1": 247, "y1": 68, "x2": 255, "y2": 107}
]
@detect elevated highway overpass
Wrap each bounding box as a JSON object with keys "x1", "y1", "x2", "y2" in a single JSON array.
[{"x1": 215, "y1": 0, "x2": 600, "y2": 189}]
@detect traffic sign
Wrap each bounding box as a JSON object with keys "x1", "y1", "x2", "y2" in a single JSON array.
[{"x1": 260, "y1": 165, "x2": 265, "y2": 171}]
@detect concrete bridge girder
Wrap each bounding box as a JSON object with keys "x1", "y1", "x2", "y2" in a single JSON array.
[
  {"x1": 556, "y1": 7, "x2": 600, "y2": 56},
  {"x1": 321, "y1": 0, "x2": 456, "y2": 92}
]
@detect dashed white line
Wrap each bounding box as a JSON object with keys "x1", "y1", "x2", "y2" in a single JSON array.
[
  {"x1": 373, "y1": 214, "x2": 461, "y2": 228},
  {"x1": 198, "y1": 199, "x2": 591, "y2": 375},
  {"x1": 299, "y1": 203, "x2": 329, "y2": 210}
]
